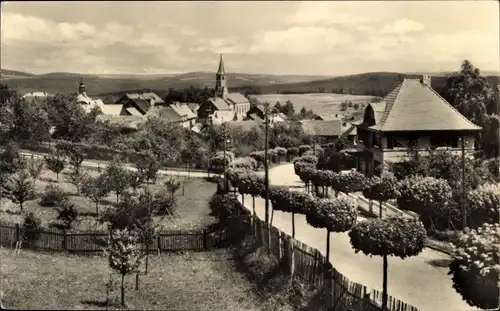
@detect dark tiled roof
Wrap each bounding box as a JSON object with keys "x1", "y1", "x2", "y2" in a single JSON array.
[
  {"x1": 226, "y1": 93, "x2": 249, "y2": 104},
  {"x1": 301, "y1": 120, "x2": 342, "y2": 137},
  {"x1": 248, "y1": 113, "x2": 264, "y2": 122},
  {"x1": 130, "y1": 98, "x2": 151, "y2": 114},
  {"x1": 145, "y1": 106, "x2": 183, "y2": 123},
  {"x1": 370, "y1": 79, "x2": 481, "y2": 131},
  {"x1": 209, "y1": 97, "x2": 232, "y2": 110}
]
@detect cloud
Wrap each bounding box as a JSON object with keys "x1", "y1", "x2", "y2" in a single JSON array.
[
  {"x1": 287, "y1": 2, "x2": 370, "y2": 26},
  {"x1": 0, "y1": 12, "x2": 191, "y2": 73},
  {"x1": 379, "y1": 19, "x2": 425, "y2": 35}
]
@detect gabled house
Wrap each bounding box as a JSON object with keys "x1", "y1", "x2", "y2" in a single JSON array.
[
  {"x1": 355, "y1": 75, "x2": 482, "y2": 175},
  {"x1": 198, "y1": 55, "x2": 251, "y2": 123},
  {"x1": 114, "y1": 92, "x2": 165, "y2": 116},
  {"x1": 246, "y1": 104, "x2": 287, "y2": 125},
  {"x1": 301, "y1": 120, "x2": 357, "y2": 145},
  {"x1": 169, "y1": 102, "x2": 197, "y2": 128}
]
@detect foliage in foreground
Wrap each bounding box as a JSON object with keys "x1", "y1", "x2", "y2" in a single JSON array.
[{"x1": 448, "y1": 223, "x2": 500, "y2": 310}]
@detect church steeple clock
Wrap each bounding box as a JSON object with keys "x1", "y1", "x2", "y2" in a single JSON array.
[{"x1": 215, "y1": 54, "x2": 228, "y2": 99}]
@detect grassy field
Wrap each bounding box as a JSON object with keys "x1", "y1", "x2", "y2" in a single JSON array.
[
  {"x1": 0, "y1": 246, "x2": 283, "y2": 310},
  {"x1": 249, "y1": 93, "x2": 374, "y2": 120},
  {"x1": 0, "y1": 167, "x2": 217, "y2": 232}
]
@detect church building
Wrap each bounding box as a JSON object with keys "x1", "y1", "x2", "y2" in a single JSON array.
[
  {"x1": 198, "y1": 55, "x2": 251, "y2": 124},
  {"x1": 76, "y1": 78, "x2": 104, "y2": 112}
]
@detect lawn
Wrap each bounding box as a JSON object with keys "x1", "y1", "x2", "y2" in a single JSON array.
[
  {"x1": 0, "y1": 246, "x2": 281, "y2": 310},
  {"x1": 0, "y1": 166, "x2": 217, "y2": 232}
]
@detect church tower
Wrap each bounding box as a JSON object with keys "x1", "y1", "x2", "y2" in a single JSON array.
[
  {"x1": 215, "y1": 54, "x2": 228, "y2": 99},
  {"x1": 78, "y1": 77, "x2": 86, "y2": 95}
]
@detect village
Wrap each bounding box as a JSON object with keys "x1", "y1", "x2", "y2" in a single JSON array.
[{"x1": 0, "y1": 2, "x2": 499, "y2": 311}]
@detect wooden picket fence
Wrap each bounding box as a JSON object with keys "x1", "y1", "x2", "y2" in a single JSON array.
[
  {"x1": 252, "y1": 217, "x2": 420, "y2": 311},
  {"x1": 0, "y1": 222, "x2": 226, "y2": 254}
]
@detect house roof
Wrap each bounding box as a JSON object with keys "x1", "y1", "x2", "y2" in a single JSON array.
[
  {"x1": 370, "y1": 79, "x2": 482, "y2": 132},
  {"x1": 188, "y1": 103, "x2": 200, "y2": 113},
  {"x1": 248, "y1": 113, "x2": 264, "y2": 122},
  {"x1": 125, "y1": 92, "x2": 165, "y2": 105},
  {"x1": 277, "y1": 112, "x2": 287, "y2": 120},
  {"x1": 124, "y1": 106, "x2": 144, "y2": 117},
  {"x1": 209, "y1": 97, "x2": 232, "y2": 110},
  {"x1": 22, "y1": 92, "x2": 52, "y2": 98},
  {"x1": 99, "y1": 104, "x2": 122, "y2": 116},
  {"x1": 171, "y1": 102, "x2": 196, "y2": 119},
  {"x1": 226, "y1": 93, "x2": 249, "y2": 105},
  {"x1": 96, "y1": 114, "x2": 144, "y2": 129},
  {"x1": 191, "y1": 123, "x2": 205, "y2": 134},
  {"x1": 145, "y1": 106, "x2": 183, "y2": 123},
  {"x1": 301, "y1": 120, "x2": 342, "y2": 137},
  {"x1": 129, "y1": 98, "x2": 151, "y2": 114}
]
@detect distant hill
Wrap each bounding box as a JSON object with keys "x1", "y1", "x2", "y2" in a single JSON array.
[
  {"x1": 252, "y1": 72, "x2": 500, "y2": 96},
  {"x1": 0, "y1": 69, "x2": 332, "y2": 96},
  {"x1": 1, "y1": 69, "x2": 36, "y2": 79}
]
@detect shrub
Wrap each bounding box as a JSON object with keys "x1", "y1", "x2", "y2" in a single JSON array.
[
  {"x1": 22, "y1": 211, "x2": 42, "y2": 247},
  {"x1": 294, "y1": 155, "x2": 318, "y2": 165},
  {"x1": 306, "y1": 196, "x2": 358, "y2": 232},
  {"x1": 55, "y1": 199, "x2": 78, "y2": 230},
  {"x1": 467, "y1": 183, "x2": 500, "y2": 228},
  {"x1": 230, "y1": 157, "x2": 257, "y2": 171},
  {"x1": 274, "y1": 147, "x2": 287, "y2": 157},
  {"x1": 449, "y1": 223, "x2": 500, "y2": 309},
  {"x1": 286, "y1": 147, "x2": 299, "y2": 157},
  {"x1": 40, "y1": 184, "x2": 68, "y2": 207},
  {"x1": 298, "y1": 145, "x2": 311, "y2": 156}
]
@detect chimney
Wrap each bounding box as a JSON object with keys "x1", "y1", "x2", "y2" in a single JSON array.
[{"x1": 420, "y1": 75, "x2": 431, "y2": 86}]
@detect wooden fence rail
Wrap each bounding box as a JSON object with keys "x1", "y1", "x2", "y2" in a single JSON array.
[
  {"x1": 251, "y1": 217, "x2": 420, "y2": 311},
  {"x1": 0, "y1": 222, "x2": 226, "y2": 254}
]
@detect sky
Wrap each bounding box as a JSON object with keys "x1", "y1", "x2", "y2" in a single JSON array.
[{"x1": 1, "y1": 1, "x2": 499, "y2": 76}]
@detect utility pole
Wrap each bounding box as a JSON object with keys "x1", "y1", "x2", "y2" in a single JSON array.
[
  {"x1": 264, "y1": 102, "x2": 271, "y2": 253},
  {"x1": 222, "y1": 122, "x2": 229, "y2": 191},
  {"x1": 461, "y1": 134, "x2": 467, "y2": 229}
]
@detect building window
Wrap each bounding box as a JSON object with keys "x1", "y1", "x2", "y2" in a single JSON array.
[
  {"x1": 430, "y1": 135, "x2": 458, "y2": 148},
  {"x1": 373, "y1": 133, "x2": 381, "y2": 148}
]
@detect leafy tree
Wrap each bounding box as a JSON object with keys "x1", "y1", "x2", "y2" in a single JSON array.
[
  {"x1": 44, "y1": 151, "x2": 65, "y2": 180},
  {"x1": 152, "y1": 187, "x2": 178, "y2": 217},
  {"x1": 9, "y1": 97, "x2": 50, "y2": 143},
  {"x1": 467, "y1": 183, "x2": 500, "y2": 228},
  {"x1": 444, "y1": 60, "x2": 499, "y2": 157},
  {"x1": 281, "y1": 101, "x2": 295, "y2": 117},
  {"x1": 55, "y1": 198, "x2": 78, "y2": 230},
  {"x1": 5, "y1": 170, "x2": 35, "y2": 212},
  {"x1": 132, "y1": 152, "x2": 160, "y2": 187},
  {"x1": 349, "y1": 217, "x2": 427, "y2": 310},
  {"x1": 26, "y1": 157, "x2": 44, "y2": 186},
  {"x1": 68, "y1": 169, "x2": 88, "y2": 196},
  {"x1": 306, "y1": 196, "x2": 358, "y2": 263},
  {"x1": 81, "y1": 174, "x2": 110, "y2": 215},
  {"x1": 128, "y1": 171, "x2": 144, "y2": 194},
  {"x1": 362, "y1": 173, "x2": 400, "y2": 217},
  {"x1": 238, "y1": 173, "x2": 265, "y2": 215},
  {"x1": 104, "y1": 161, "x2": 130, "y2": 202},
  {"x1": 0, "y1": 141, "x2": 24, "y2": 175},
  {"x1": 331, "y1": 169, "x2": 368, "y2": 197},
  {"x1": 56, "y1": 141, "x2": 87, "y2": 175},
  {"x1": 448, "y1": 223, "x2": 500, "y2": 310},
  {"x1": 106, "y1": 228, "x2": 143, "y2": 307}
]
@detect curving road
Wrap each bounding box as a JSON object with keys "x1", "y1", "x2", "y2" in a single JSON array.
[{"x1": 240, "y1": 163, "x2": 473, "y2": 311}]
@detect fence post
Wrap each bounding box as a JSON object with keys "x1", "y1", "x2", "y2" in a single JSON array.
[
  {"x1": 157, "y1": 235, "x2": 161, "y2": 255},
  {"x1": 63, "y1": 229, "x2": 67, "y2": 250},
  {"x1": 203, "y1": 229, "x2": 208, "y2": 250},
  {"x1": 15, "y1": 223, "x2": 21, "y2": 243}
]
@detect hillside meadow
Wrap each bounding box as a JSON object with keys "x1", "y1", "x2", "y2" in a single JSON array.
[{"x1": 249, "y1": 93, "x2": 374, "y2": 119}]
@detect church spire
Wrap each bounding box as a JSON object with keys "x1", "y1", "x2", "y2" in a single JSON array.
[
  {"x1": 78, "y1": 77, "x2": 86, "y2": 94},
  {"x1": 217, "y1": 54, "x2": 225, "y2": 74}
]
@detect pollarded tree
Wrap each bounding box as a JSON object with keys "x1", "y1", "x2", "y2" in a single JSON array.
[
  {"x1": 106, "y1": 228, "x2": 143, "y2": 307},
  {"x1": 286, "y1": 147, "x2": 299, "y2": 162},
  {"x1": 249, "y1": 151, "x2": 266, "y2": 169},
  {"x1": 448, "y1": 223, "x2": 500, "y2": 310},
  {"x1": 467, "y1": 183, "x2": 500, "y2": 229},
  {"x1": 298, "y1": 145, "x2": 312, "y2": 156},
  {"x1": 362, "y1": 172, "x2": 400, "y2": 217},
  {"x1": 244, "y1": 173, "x2": 265, "y2": 216},
  {"x1": 274, "y1": 146, "x2": 287, "y2": 163},
  {"x1": 230, "y1": 157, "x2": 257, "y2": 171},
  {"x1": 306, "y1": 196, "x2": 358, "y2": 263},
  {"x1": 397, "y1": 176, "x2": 453, "y2": 231},
  {"x1": 225, "y1": 167, "x2": 246, "y2": 194},
  {"x1": 331, "y1": 169, "x2": 368, "y2": 197},
  {"x1": 349, "y1": 217, "x2": 427, "y2": 310}
]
